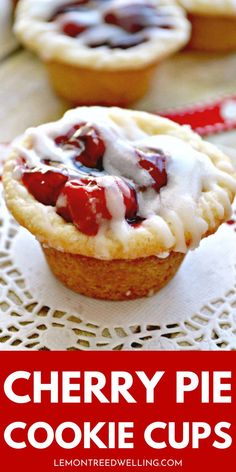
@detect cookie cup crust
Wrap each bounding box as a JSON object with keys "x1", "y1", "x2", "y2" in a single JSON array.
[
  {"x1": 42, "y1": 246, "x2": 185, "y2": 300},
  {"x1": 45, "y1": 60, "x2": 159, "y2": 106},
  {"x1": 187, "y1": 13, "x2": 236, "y2": 51}
]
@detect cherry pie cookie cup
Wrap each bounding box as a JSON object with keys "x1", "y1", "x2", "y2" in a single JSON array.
[
  {"x1": 14, "y1": 0, "x2": 190, "y2": 106},
  {"x1": 179, "y1": 0, "x2": 236, "y2": 51},
  {"x1": 3, "y1": 107, "x2": 236, "y2": 300}
]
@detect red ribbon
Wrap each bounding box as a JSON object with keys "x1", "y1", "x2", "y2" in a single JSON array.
[{"x1": 158, "y1": 95, "x2": 236, "y2": 136}]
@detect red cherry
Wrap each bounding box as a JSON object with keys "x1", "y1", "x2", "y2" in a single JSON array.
[
  {"x1": 72, "y1": 125, "x2": 105, "y2": 169},
  {"x1": 56, "y1": 124, "x2": 105, "y2": 170},
  {"x1": 61, "y1": 21, "x2": 88, "y2": 37},
  {"x1": 56, "y1": 178, "x2": 111, "y2": 236},
  {"x1": 137, "y1": 149, "x2": 167, "y2": 192},
  {"x1": 22, "y1": 169, "x2": 69, "y2": 206}
]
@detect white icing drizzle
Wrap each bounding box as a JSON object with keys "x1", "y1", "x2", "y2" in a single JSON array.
[
  {"x1": 103, "y1": 177, "x2": 126, "y2": 221},
  {"x1": 56, "y1": 9, "x2": 99, "y2": 31},
  {"x1": 14, "y1": 0, "x2": 190, "y2": 70},
  {"x1": 12, "y1": 107, "x2": 236, "y2": 254}
]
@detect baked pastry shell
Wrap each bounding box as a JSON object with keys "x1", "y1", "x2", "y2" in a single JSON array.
[
  {"x1": 178, "y1": 0, "x2": 236, "y2": 17},
  {"x1": 187, "y1": 13, "x2": 236, "y2": 51},
  {"x1": 43, "y1": 246, "x2": 185, "y2": 300},
  {"x1": 45, "y1": 59, "x2": 159, "y2": 106}
]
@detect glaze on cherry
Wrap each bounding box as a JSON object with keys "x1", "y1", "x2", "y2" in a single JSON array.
[
  {"x1": 21, "y1": 123, "x2": 169, "y2": 237},
  {"x1": 55, "y1": 124, "x2": 83, "y2": 146},
  {"x1": 21, "y1": 163, "x2": 138, "y2": 237},
  {"x1": 116, "y1": 179, "x2": 138, "y2": 221},
  {"x1": 56, "y1": 176, "x2": 138, "y2": 235},
  {"x1": 87, "y1": 31, "x2": 148, "y2": 49},
  {"x1": 137, "y1": 149, "x2": 167, "y2": 192},
  {"x1": 56, "y1": 177, "x2": 111, "y2": 235},
  {"x1": 104, "y1": 3, "x2": 157, "y2": 33}
]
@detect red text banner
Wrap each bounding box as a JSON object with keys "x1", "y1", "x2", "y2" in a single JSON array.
[{"x1": 0, "y1": 351, "x2": 235, "y2": 472}]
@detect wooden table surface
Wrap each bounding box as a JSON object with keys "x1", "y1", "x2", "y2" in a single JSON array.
[{"x1": 1, "y1": 0, "x2": 236, "y2": 145}]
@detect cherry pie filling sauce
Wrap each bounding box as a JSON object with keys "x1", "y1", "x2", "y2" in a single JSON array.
[
  {"x1": 49, "y1": 0, "x2": 174, "y2": 49},
  {"x1": 20, "y1": 122, "x2": 168, "y2": 237}
]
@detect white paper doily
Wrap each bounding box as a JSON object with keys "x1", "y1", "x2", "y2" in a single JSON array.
[{"x1": 1, "y1": 150, "x2": 236, "y2": 351}]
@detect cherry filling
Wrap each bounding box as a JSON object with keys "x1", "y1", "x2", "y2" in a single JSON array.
[
  {"x1": 51, "y1": 1, "x2": 172, "y2": 48},
  {"x1": 21, "y1": 167, "x2": 137, "y2": 236},
  {"x1": 55, "y1": 124, "x2": 83, "y2": 146},
  {"x1": 20, "y1": 125, "x2": 168, "y2": 236},
  {"x1": 21, "y1": 155, "x2": 138, "y2": 236},
  {"x1": 55, "y1": 124, "x2": 105, "y2": 170},
  {"x1": 56, "y1": 178, "x2": 112, "y2": 235},
  {"x1": 22, "y1": 169, "x2": 69, "y2": 206},
  {"x1": 56, "y1": 176, "x2": 137, "y2": 235},
  {"x1": 50, "y1": 0, "x2": 93, "y2": 37},
  {"x1": 137, "y1": 149, "x2": 167, "y2": 192},
  {"x1": 60, "y1": 18, "x2": 88, "y2": 37},
  {"x1": 104, "y1": 3, "x2": 158, "y2": 33}
]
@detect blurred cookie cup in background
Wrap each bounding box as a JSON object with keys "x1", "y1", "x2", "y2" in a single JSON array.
[
  {"x1": 178, "y1": 0, "x2": 236, "y2": 51},
  {"x1": 14, "y1": 0, "x2": 190, "y2": 106}
]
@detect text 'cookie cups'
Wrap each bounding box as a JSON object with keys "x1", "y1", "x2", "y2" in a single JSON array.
[
  {"x1": 179, "y1": 0, "x2": 236, "y2": 51},
  {"x1": 3, "y1": 107, "x2": 236, "y2": 300},
  {"x1": 14, "y1": 0, "x2": 190, "y2": 106}
]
